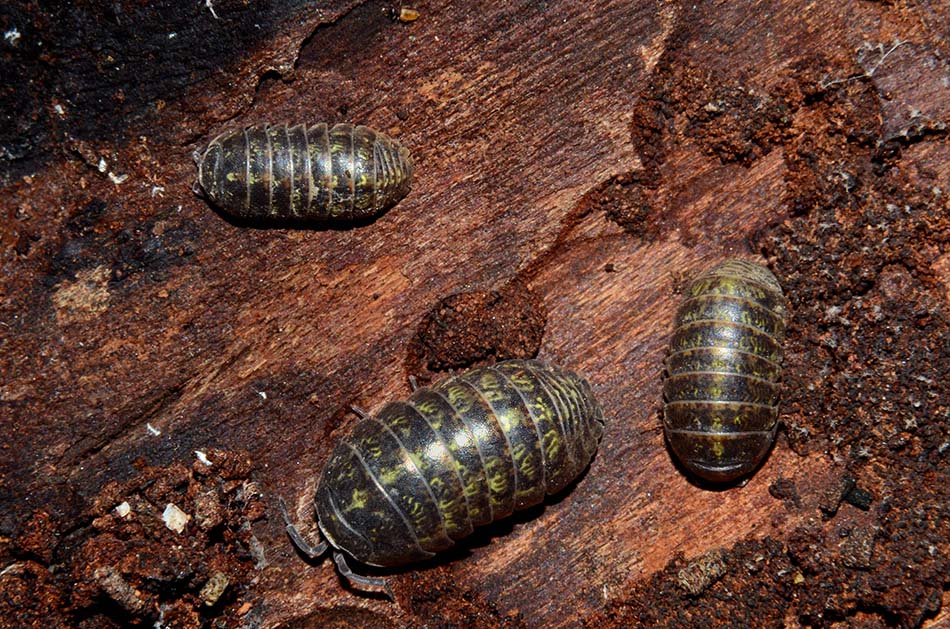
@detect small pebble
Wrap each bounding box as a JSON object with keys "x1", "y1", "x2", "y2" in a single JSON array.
[
  {"x1": 162, "y1": 503, "x2": 190, "y2": 533},
  {"x1": 199, "y1": 571, "x2": 229, "y2": 606}
]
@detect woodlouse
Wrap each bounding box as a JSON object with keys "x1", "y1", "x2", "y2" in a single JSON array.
[
  {"x1": 194, "y1": 123, "x2": 412, "y2": 221},
  {"x1": 663, "y1": 259, "x2": 787, "y2": 483},
  {"x1": 282, "y1": 359, "x2": 605, "y2": 595}
]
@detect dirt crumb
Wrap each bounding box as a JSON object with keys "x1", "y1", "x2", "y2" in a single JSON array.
[
  {"x1": 578, "y1": 171, "x2": 663, "y2": 238},
  {"x1": 768, "y1": 477, "x2": 802, "y2": 509}
]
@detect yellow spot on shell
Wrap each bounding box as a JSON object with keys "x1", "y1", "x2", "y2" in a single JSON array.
[
  {"x1": 347, "y1": 488, "x2": 370, "y2": 511},
  {"x1": 408, "y1": 453, "x2": 427, "y2": 472},
  {"x1": 378, "y1": 466, "x2": 402, "y2": 486},
  {"x1": 489, "y1": 473, "x2": 508, "y2": 494}
]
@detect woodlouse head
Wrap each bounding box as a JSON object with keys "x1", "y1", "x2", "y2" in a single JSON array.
[
  {"x1": 569, "y1": 370, "x2": 607, "y2": 429},
  {"x1": 195, "y1": 141, "x2": 223, "y2": 204},
  {"x1": 396, "y1": 143, "x2": 414, "y2": 198}
]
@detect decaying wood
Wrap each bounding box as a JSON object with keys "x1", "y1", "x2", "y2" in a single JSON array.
[{"x1": 1, "y1": 0, "x2": 949, "y2": 627}]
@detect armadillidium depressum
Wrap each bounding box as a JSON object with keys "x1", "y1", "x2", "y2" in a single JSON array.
[
  {"x1": 282, "y1": 359, "x2": 605, "y2": 595},
  {"x1": 663, "y1": 259, "x2": 787, "y2": 483},
  {"x1": 195, "y1": 123, "x2": 412, "y2": 222}
]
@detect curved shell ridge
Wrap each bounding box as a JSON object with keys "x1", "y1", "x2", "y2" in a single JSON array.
[
  {"x1": 449, "y1": 371, "x2": 518, "y2": 521},
  {"x1": 367, "y1": 414, "x2": 455, "y2": 553},
  {"x1": 465, "y1": 365, "x2": 547, "y2": 510}
]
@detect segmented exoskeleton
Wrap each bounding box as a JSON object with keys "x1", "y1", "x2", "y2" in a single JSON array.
[
  {"x1": 663, "y1": 259, "x2": 787, "y2": 483},
  {"x1": 282, "y1": 359, "x2": 605, "y2": 595},
  {"x1": 195, "y1": 123, "x2": 412, "y2": 221}
]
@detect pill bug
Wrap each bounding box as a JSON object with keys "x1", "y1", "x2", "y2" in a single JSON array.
[
  {"x1": 194, "y1": 123, "x2": 412, "y2": 221},
  {"x1": 663, "y1": 259, "x2": 787, "y2": 483},
  {"x1": 282, "y1": 358, "x2": 605, "y2": 595}
]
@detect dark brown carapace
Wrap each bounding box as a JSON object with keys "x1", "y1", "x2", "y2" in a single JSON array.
[
  {"x1": 663, "y1": 259, "x2": 787, "y2": 483},
  {"x1": 195, "y1": 123, "x2": 412, "y2": 222},
  {"x1": 283, "y1": 359, "x2": 604, "y2": 595}
]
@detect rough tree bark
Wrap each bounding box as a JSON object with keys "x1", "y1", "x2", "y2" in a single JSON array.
[{"x1": 1, "y1": 0, "x2": 948, "y2": 627}]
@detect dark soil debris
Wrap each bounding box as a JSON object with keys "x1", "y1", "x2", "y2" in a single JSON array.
[
  {"x1": 629, "y1": 48, "x2": 799, "y2": 181},
  {"x1": 0, "y1": 449, "x2": 266, "y2": 627},
  {"x1": 683, "y1": 79, "x2": 796, "y2": 166},
  {"x1": 405, "y1": 278, "x2": 546, "y2": 377},
  {"x1": 592, "y1": 539, "x2": 800, "y2": 628},
  {"x1": 768, "y1": 477, "x2": 802, "y2": 509},
  {"x1": 579, "y1": 171, "x2": 665, "y2": 238},
  {"x1": 0, "y1": 561, "x2": 70, "y2": 627}
]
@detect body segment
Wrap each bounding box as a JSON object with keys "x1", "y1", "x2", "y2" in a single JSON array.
[
  {"x1": 663, "y1": 259, "x2": 787, "y2": 482},
  {"x1": 196, "y1": 123, "x2": 412, "y2": 221},
  {"x1": 313, "y1": 359, "x2": 604, "y2": 568}
]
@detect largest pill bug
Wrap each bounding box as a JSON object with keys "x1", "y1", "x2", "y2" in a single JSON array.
[
  {"x1": 282, "y1": 358, "x2": 605, "y2": 594},
  {"x1": 195, "y1": 123, "x2": 412, "y2": 221},
  {"x1": 663, "y1": 259, "x2": 787, "y2": 483}
]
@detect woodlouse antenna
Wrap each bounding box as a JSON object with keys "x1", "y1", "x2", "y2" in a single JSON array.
[
  {"x1": 333, "y1": 552, "x2": 394, "y2": 600},
  {"x1": 278, "y1": 496, "x2": 328, "y2": 559},
  {"x1": 279, "y1": 497, "x2": 395, "y2": 599}
]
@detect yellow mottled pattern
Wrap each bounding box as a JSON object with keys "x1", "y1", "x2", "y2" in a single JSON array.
[
  {"x1": 543, "y1": 429, "x2": 562, "y2": 461},
  {"x1": 313, "y1": 359, "x2": 604, "y2": 567},
  {"x1": 376, "y1": 465, "x2": 403, "y2": 487},
  {"x1": 345, "y1": 487, "x2": 370, "y2": 511},
  {"x1": 363, "y1": 437, "x2": 383, "y2": 459},
  {"x1": 458, "y1": 465, "x2": 483, "y2": 498},
  {"x1": 664, "y1": 259, "x2": 786, "y2": 482},
  {"x1": 445, "y1": 384, "x2": 475, "y2": 414}
]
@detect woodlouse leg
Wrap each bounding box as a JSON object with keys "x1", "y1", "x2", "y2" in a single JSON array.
[
  {"x1": 278, "y1": 497, "x2": 328, "y2": 559},
  {"x1": 351, "y1": 405, "x2": 370, "y2": 419},
  {"x1": 408, "y1": 375, "x2": 419, "y2": 392},
  {"x1": 333, "y1": 551, "x2": 394, "y2": 600}
]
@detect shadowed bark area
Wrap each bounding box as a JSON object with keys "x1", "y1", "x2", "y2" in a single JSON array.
[{"x1": 1, "y1": 0, "x2": 949, "y2": 626}]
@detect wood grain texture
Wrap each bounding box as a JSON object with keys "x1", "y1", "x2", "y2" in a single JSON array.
[{"x1": 1, "y1": 0, "x2": 949, "y2": 626}]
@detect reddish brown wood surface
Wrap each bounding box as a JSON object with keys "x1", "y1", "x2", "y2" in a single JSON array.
[{"x1": 1, "y1": 0, "x2": 949, "y2": 627}]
